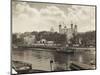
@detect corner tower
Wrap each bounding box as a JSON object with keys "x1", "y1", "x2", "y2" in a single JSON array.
[
  {"x1": 59, "y1": 25, "x2": 62, "y2": 33},
  {"x1": 74, "y1": 25, "x2": 77, "y2": 35}
]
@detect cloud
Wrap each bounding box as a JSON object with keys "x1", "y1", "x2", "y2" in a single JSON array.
[
  {"x1": 12, "y1": 2, "x2": 95, "y2": 33},
  {"x1": 66, "y1": 5, "x2": 95, "y2": 31},
  {"x1": 12, "y1": 2, "x2": 68, "y2": 33}
]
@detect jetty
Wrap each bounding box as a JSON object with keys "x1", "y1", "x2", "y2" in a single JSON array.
[{"x1": 70, "y1": 61, "x2": 95, "y2": 70}]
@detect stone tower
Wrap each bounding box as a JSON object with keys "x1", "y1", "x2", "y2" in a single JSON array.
[
  {"x1": 74, "y1": 25, "x2": 77, "y2": 35},
  {"x1": 71, "y1": 23, "x2": 73, "y2": 30},
  {"x1": 59, "y1": 25, "x2": 62, "y2": 33}
]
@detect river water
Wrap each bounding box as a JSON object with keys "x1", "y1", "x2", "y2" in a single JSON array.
[{"x1": 12, "y1": 48, "x2": 95, "y2": 71}]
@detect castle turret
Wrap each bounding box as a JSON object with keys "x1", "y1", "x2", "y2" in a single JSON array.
[
  {"x1": 59, "y1": 25, "x2": 62, "y2": 33},
  {"x1": 71, "y1": 23, "x2": 73, "y2": 30},
  {"x1": 74, "y1": 25, "x2": 77, "y2": 35}
]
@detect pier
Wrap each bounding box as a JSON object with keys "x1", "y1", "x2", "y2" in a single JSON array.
[{"x1": 70, "y1": 61, "x2": 95, "y2": 70}]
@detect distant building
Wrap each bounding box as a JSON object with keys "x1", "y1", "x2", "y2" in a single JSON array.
[
  {"x1": 40, "y1": 39, "x2": 47, "y2": 44},
  {"x1": 36, "y1": 39, "x2": 54, "y2": 46},
  {"x1": 15, "y1": 33, "x2": 21, "y2": 39},
  {"x1": 47, "y1": 41, "x2": 54, "y2": 44},
  {"x1": 59, "y1": 23, "x2": 78, "y2": 43},
  {"x1": 24, "y1": 35, "x2": 36, "y2": 46}
]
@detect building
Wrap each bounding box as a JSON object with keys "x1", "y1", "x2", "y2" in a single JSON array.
[
  {"x1": 47, "y1": 41, "x2": 54, "y2": 44},
  {"x1": 36, "y1": 39, "x2": 54, "y2": 46},
  {"x1": 59, "y1": 23, "x2": 78, "y2": 43},
  {"x1": 15, "y1": 33, "x2": 21, "y2": 39},
  {"x1": 23, "y1": 35, "x2": 36, "y2": 46},
  {"x1": 40, "y1": 39, "x2": 47, "y2": 44}
]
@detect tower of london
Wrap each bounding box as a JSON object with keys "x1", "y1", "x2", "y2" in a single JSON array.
[{"x1": 59, "y1": 23, "x2": 77, "y2": 42}]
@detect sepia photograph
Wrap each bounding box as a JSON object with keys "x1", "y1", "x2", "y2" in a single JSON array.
[{"x1": 11, "y1": 0, "x2": 96, "y2": 74}]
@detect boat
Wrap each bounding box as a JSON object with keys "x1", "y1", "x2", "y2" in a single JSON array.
[{"x1": 12, "y1": 60, "x2": 32, "y2": 74}]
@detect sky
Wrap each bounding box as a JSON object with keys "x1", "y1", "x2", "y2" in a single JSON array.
[{"x1": 12, "y1": 0, "x2": 96, "y2": 33}]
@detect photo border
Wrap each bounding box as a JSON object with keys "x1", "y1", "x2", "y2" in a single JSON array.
[{"x1": 11, "y1": 0, "x2": 97, "y2": 74}]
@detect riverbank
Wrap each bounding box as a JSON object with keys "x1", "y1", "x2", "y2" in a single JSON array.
[{"x1": 12, "y1": 46, "x2": 95, "y2": 53}]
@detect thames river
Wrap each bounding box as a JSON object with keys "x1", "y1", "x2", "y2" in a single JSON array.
[{"x1": 12, "y1": 48, "x2": 96, "y2": 71}]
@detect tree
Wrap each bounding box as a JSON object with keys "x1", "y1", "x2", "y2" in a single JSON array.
[
  {"x1": 12, "y1": 33, "x2": 24, "y2": 46},
  {"x1": 70, "y1": 31, "x2": 96, "y2": 47}
]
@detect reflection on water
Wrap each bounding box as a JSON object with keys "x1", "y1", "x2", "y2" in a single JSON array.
[{"x1": 12, "y1": 48, "x2": 95, "y2": 71}]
